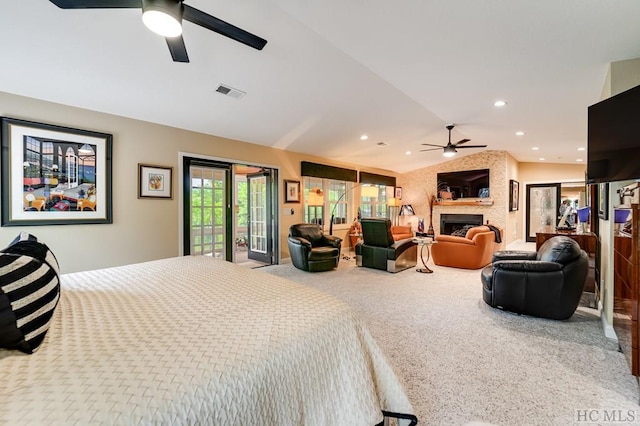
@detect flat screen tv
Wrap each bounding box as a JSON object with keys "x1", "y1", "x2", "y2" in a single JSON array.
[
  {"x1": 587, "y1": 83, "x2": 640, "y2": 184},
  {"x1": 437, "y1": 169, "x2": 490, "y2": 199}
]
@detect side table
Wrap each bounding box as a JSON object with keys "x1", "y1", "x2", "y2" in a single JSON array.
[{"x1": 413, "y1": 237, "x2": 436, "y2": 273}]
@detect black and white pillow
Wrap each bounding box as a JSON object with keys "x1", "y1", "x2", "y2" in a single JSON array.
[{"x1": 0, "y1": 232, "x2": 60, "y2": 354}]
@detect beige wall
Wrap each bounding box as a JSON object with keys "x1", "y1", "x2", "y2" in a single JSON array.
[{"x1": 0, "y1": 91, "x2": 395, "y2": 273}]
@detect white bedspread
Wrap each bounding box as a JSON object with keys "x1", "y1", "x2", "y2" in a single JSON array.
[{"x1": 1, "y1": 256, "x2": 415, "y2": 425}]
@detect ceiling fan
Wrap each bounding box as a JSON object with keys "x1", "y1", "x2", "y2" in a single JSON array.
[
  {"x1": 49, "y1": 0, "x2": 267, "y2": 63},
  {"x1": 420, "y1": 124, "x2": 487, "y2": 157}
]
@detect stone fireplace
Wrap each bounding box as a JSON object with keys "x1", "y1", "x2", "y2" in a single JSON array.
[{"x1": 440, "y1": 213, "x2": 484, "y2": 235}]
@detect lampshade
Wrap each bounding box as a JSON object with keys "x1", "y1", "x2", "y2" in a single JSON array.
[
  {"x1": 307, "y1": 188, "x2": 324, "y2": 206},
  {"x1": 387, "y1": 197, "x2": 401, "y2": 207},
  {"x1": 614, "y1": 208, "x2": 631, "y2": 224},
  {"x1": 142, "y1": 0, "x2": 183, "y2": 37},
  {"x1": 443, "y1": 146, "x2": 457, "y2": 157},
  {"x1": 399, "y1": 204, "x2": 415, "y2": 216},
  {"x1": 577, "y1": 206, "x2": 590, "y2": 223},
  {"x1": 361, "y1": 185, "x2": 378, "y2": 198}
]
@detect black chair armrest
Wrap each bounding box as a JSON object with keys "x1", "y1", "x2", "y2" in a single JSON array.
[
  {"x1": 390, "y1": 238, "x2": 416, "y2": 250},
  {"x1": 321, "y1": 235, "x2": 343, "y2": 248},
  {"x1": 494, "y1": 260, "x2": 563, "y2": 273},
  {"x1": 288, "y1": 236, "x2": 312, "y2": 250},
  {"x1": 492, "y1": 250, "x2": 537, "y2": 262}
]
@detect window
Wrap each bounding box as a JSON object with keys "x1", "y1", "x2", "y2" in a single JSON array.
[
  {"x1": 303, "y1": 177, "x2": 352, "y2": 229},
  {"x1": 359, "y1": 184, "x2": 388, "y2": 219}
]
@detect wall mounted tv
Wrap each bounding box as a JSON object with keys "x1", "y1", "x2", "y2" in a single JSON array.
[
  {"x1": 437, "y1": 169, "x2": 490, "y2": 199},
  {"x1": 587, "y1": 83, "x2": 640, "y2": 184}
]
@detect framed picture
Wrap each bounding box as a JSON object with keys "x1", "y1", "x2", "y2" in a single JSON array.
[
  {"x1": 284, "y1": 180, "x2": 300, "y2": 203},
  {"x1": 394, "y1": 186, "x2": 403, "y2": 199},
  {"x1": 1, "y1": 117, "x2": 112, "y2": 226},
  {"x1": 598, "y1": 182, "x2": 609, "y2": 220},
  {"x1": 509, "y1": 179, "x2": 519, "y2": 211},
  {"x1": 138, "y1": 164, "x2": 173, "y2": 199}
]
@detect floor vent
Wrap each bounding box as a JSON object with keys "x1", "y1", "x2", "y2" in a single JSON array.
[{"x1": 215, "y1": 84, "x2": 246, "y2": 99}]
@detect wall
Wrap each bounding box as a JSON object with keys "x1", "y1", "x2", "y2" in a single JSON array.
[
  {"x1": 397, "y1": 150, "x2": 510, "y2": 246},
  {"x1": 0, "y1": 91, "x2": 395, "y2": 273}
]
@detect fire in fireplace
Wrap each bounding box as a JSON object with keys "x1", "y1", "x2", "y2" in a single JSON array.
[{"x1": 440, "y1": 214, "x2": 483, "y2": 235}]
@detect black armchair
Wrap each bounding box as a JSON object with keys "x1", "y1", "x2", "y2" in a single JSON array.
[
  {"x1": 481, "y1": 236, "x2": 589, "y2": 320},
  {"x1": 288, "y1": 223, "x2": 343, "y2": 272},
  {"x1": 355, "y1": 218, "x2": 417, "y2": 273}
]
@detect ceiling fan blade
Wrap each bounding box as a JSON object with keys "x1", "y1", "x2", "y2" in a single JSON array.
[
  {"x1": 420, "y1": 143, "x2": 445, "y2": 148},
  {"x1": 456, "y1": 145, "x2": 488, "y2": 149},
  {"x1": 166, "y1": 36, "x2": 189, "y2": 63},
  {"x1": 49, "y1": 0, "x2": 141, "y2": 8},
  {"x1": 454, "y1": 138, "x2": 471, "y2": 146},
  {"x1": 183, "y1": 4, "x2": 267, "y2": 50},
  {"x1": 420, "y1": 148, "x2": 442, "y2": 152}
]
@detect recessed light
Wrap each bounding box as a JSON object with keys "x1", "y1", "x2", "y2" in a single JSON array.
[
  {"x1": 493, "y1": 100, "x2": 507, "y2": 107},
  {"x1": 532, "y1": 147, "x2": 539, "y2": 150},
  {"x1": 577, "y1": 147, "x2": 585, "y2": 151},
  {"x1": 539, "y1": 157, "x2": 545, "y2": 161},
  {"x1": 405, "y1": 151, "x2": 412, "y2": 155},
  {"x1": 515, "y1": 131, "x2": 525, "y2": 136},
  {"x1": 576, "y1": 159, "x2": 584, "y2": 162},
  {"x1": 360, "y1": 134, "x2": 368, "y2": 141}
]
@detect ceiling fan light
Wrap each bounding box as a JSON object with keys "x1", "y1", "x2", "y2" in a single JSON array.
[
  {"x1": 142, "y1": 0, "x2": 183, "y2": 38},
  {"x1": 443, "y1": 146, "x2": 456, "y2": 157}
]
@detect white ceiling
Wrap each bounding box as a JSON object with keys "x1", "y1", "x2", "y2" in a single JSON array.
[{"x1": 1, "y1": 1, "x2": 640, "y2": 173}]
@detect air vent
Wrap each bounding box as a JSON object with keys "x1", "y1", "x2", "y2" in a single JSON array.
[
  {"x1": 215, "y1": 84, "x2": 246, "y2": 99},
  {"x1": 377, "y1": 142, "x2": 389, "y2": 147}
]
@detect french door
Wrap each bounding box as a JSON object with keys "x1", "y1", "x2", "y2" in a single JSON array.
[
  {"x1": 247, "y1": 171, "x2": 274, "y2": 263},
  {"x1": 525, "y1": 183, "x2": 562, "y2": 242},
  {"x1": 183, "y1": 158, "x2": 232, "y2": 259}
]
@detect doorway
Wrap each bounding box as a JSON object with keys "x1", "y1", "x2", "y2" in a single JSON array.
[
  {"x1": 525, "y1": 183, "x2": 562, "y2": 242},
  {"x1": 182, "y1": 156, "x2": 278, "y2": 266}
]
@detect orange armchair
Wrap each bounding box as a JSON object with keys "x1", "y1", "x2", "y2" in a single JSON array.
[
  {"x1": 390, "y1": 225, "x2": 413, "y2": 241},
  {"x1": 431, "y1": 225, "x2": 501, "y2": 269}
]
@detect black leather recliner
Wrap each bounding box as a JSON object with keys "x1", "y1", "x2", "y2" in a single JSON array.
[
  {"x1": 481, "y1": 236, "x2": 588, "y2": 320},
  {"x1": 356, "y1": 218, "x2": 417, "y2": 273},
  {"x1": 288, "y1": 223, "x2": 342, "y2": 272}
]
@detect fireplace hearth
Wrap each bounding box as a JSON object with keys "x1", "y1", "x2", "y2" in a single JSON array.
[{"x1": 440, "y1": 214, "x2": 483, "y2": 235}]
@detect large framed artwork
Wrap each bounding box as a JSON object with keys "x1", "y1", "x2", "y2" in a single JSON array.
[
  {"x1": 1, "y1": 117, "x2": 113, "y2": 226},
  {"x1": 509, "y1": 179, "x2": 519, "y2": 211}
]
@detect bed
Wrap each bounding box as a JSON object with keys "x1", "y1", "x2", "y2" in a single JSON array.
[{"x1": 1, "y1": 251, "x2": 417, "y2": 425}]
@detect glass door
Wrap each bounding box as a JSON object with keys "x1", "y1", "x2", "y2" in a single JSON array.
[
  {"x1": 187, "y1": 164, "x2": 230, "y2": 258},
  {"x1": 247, "y1": 171, "x2": 273, "y2": 263},
  {"x1": 525, "y1": 183, "x2": 562, "y2": 242}
]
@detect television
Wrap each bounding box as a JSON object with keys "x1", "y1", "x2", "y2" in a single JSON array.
[
  {"x1": 587, "y1": 83, "x2": 640, "y2": 184},
  {"x1": 436, "y1": 169, "x2": 490, "y2": 199}
]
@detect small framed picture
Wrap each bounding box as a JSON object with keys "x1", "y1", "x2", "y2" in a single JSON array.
[
  {"x1": 394, "y1": 186, "x2": 402, "y2": 199},
  {"x1": 509, "y1": 180, "x2": 519, "y2": 211},
  {"x1": 284, "y1": 180, "x2": 300, "y2": 203},
  {"x1": 598, "y1": 182, "x2": 609, "y2": 220},
  {"x1": 138, "y1": 164, "x2": 173, "y2": 199}
]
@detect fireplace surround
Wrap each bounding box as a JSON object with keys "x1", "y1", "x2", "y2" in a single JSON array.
[{"x1": 440, "y1": 214, "x2": 483, "y2": 235}]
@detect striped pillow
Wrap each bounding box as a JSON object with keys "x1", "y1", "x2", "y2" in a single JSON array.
[{"x1": 0, "y1": 233, "x2": 60, "y2": 354}]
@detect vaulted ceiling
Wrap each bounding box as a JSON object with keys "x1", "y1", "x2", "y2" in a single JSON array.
[{"x1": 1, "y1": 1, "x2": 639, "y2": 173}]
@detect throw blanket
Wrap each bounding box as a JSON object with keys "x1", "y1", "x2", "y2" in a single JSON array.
[{"x1": 487, "y1": 224, "x2": 502, "y2": 243}]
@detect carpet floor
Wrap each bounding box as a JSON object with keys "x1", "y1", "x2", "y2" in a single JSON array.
[{"x1": 259, "y1": 258, "x2": 640, "y2": 426}]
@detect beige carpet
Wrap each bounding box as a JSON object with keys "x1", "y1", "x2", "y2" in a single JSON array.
[{"x1": 259, "y1": 258, "x2": 639, "y2": 426}]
